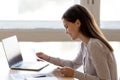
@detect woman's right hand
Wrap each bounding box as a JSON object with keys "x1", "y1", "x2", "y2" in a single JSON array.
[{"x1": 36, "y1": 52, "x2": 50, "y2": 61}]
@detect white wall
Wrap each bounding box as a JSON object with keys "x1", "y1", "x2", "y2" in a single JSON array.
[
  {"x1": 0, "y1": 29, "x2": 120, "y2": 41},
  {"x1": 0, "y1": 29, "x2": 70, "y2": 41}
]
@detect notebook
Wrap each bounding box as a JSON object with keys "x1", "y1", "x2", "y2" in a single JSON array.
[{"x1": 2, "y1": 35, "x2": 49, "y2": 71}]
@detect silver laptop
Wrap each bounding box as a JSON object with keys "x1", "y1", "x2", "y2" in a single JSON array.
[{"x1": 2, "y1": 35, "x2": 49, "y2": 71}]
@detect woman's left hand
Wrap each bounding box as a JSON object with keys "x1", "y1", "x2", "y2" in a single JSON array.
[{"x1": 59, "y1": 67, "x2": 74, "y2": 77}]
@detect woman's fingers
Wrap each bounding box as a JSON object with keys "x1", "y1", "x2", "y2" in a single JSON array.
[
  {"x1": 36, "y1": 52, "x2": 44, "y2": 58},
  {"x1": 59, "y1": 67, "x2": 74, "y2": 77},
  {"x1": 36, "y1": 52, "x2": 45, "y2": 61},
  {"x1": 36, "y1": 52, "x2": 50, "y2": 61}
]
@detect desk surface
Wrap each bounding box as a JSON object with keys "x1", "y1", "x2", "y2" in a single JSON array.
[
  {"x1": 0, "y1": 42, "x2": 77, "y2": 80},
  {"x1": 0, "y1": 41, "x2": 120, "y2": 80},
  {"x1": 0, "y1": 64, "x2": 76, "y2": 80}
]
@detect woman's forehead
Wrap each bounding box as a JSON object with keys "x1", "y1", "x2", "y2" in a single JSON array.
[{"x1": 63, "y1": 19, "x2": 70, "y2": 24}]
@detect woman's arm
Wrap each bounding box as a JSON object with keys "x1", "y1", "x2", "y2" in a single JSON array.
[
  {"x1": 74, "y1": 71, "x2": 99, "y2": 80},
  {"x1": 36, "y1": 43, "x2": 84, "y2": 69},
  {"x1": 49, "y1": 43, "x2": 84, "y2": 69}
]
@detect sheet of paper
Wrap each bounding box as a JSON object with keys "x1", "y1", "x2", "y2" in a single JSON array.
[
  {"x1": 10, "y1": 73, "x2": 54, "y2": 80},
  {"x1": 10, "y1": 74, "x2": 33, "y2": 80},
  {"x1": 25, "y1": 77, "x2": 58, "y2": 80}
]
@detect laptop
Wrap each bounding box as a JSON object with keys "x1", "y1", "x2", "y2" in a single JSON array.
[{"x1": 2, "y1": 35, "x2": 49, "y2": 71}]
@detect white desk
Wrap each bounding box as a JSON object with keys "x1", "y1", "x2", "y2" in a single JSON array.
[
  {"x1": 0, "y1": 64, "x2": 75, "y2": 80},
  {"x1": 0, "y1": 42, "x2": 76, "y2": 80}
]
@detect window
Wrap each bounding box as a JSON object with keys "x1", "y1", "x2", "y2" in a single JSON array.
[
  {"x1": 0, "y1": 0, "x2": 74, "y2": 21},
  {"x1": 100, "y1": 0, "x2": 120, "y2": 29},
  {"x1": 0, "y1": 0, "x2": 120, "y2": 41},
  {"x1": 0, "y1": 0, "x2": 80, "y2": 29}
]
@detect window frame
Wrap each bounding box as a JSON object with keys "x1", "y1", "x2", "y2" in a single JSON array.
[{"x1": 0, "y1": 0, "x2": 120, "y2": 41}]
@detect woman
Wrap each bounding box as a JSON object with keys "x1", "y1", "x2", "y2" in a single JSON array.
[{"x1": 36, "y1": 4, "x2": 117, "y2": 80}]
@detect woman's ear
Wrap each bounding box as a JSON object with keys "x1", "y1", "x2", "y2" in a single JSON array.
[{"x1": 75, "y1": 19, "x2": 81, "y2": 27}]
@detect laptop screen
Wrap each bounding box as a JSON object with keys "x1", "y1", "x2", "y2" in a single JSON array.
[{"x1": 2, "y1": 35, "x2": 23, "y2": 67}]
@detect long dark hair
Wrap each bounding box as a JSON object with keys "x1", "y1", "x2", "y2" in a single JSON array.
[{"x1": 62, "y1": 4, "x2": 113, "y2": 52}]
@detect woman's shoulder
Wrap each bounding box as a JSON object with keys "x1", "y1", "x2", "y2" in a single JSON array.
[
  {"x1": 87, "y1": 38, "x2": 108, "y2": 50},
  {"x1": 87, "y1": 38, "x2": 111, "y2": 54},
  {"x1": 88, "y1": 38, "x2": 103, "y2": 46}
]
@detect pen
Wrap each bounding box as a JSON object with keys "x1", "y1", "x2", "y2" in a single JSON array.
[
  {"x1": 34, "y1": 75, "x2": 46, "y2": 78},
  {"x1": 24, "y1": 75, "x2": 47, "y2": 80}
]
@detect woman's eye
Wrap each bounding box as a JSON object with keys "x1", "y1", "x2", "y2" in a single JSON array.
[{"x1": 65, "y1": 26, "x2": 68, "y2": 29}]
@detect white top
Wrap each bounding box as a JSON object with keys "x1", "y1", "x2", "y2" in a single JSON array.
[{"x1": 49, "y1": 38, "x2": 117, "y2": 80}]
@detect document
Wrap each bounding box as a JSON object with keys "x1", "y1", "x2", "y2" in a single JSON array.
[
  {"x1": 25, "y1": 77, "x2": 58, "y2": 80},
  {"x1": 10, "y1": 73, "x2": 55, "y2": 80}
]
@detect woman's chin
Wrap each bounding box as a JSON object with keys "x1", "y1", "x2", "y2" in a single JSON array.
[
  {"x1": 71, "y1": 36, "x2": 79, "y2": 40},
  {"x1": 71, "y1": 37, "x2": 76, "y2": 40},
  {"x1": 69, "y1": 35, "x2": 77, "y2": 40}
]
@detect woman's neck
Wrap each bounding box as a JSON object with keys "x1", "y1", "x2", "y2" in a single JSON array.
[{"x1": 79, "y1": 34, "x2": 90, "y2": 44}]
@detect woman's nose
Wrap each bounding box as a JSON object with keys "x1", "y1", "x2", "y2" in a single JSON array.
[{"x1": 65, "y1": 29, "x2": 69, "y2": 34}]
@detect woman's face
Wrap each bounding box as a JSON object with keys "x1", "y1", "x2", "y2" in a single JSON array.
[{"x1": 63, "y1": 19, "x2": 81, "y2": 40}]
